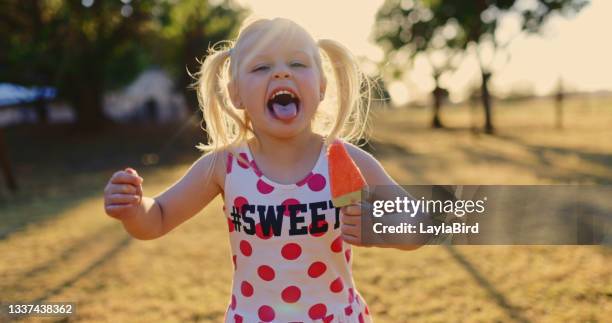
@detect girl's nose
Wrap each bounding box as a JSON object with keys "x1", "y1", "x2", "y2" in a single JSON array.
[{"x1": 273, "y1": 69, "x2": 291, "y2": 79}]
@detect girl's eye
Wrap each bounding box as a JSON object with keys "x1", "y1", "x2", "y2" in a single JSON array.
[
  {"x1": 252, "y1": 66, "x2": 269, "y2": 72},
  {"x1": 291, "y1": 62, "x2": 306, "y2": 68}
]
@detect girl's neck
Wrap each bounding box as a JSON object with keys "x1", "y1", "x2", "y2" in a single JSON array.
[
  {"x1": 246, "y1": 130, "x2": 323, "y2": 187},
  {"x1": 250, "y1": 130, "x2": 323, "y2": 166}
]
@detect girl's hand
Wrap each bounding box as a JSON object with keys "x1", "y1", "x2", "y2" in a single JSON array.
[
  {"x1": 340, "y1": 203, "x2": 369, "y2": 247},
  {"x1": 104, "y1": 167, "x2": 144, "y2": 220}
]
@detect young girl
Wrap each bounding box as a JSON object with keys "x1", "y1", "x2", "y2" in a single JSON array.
[{"x1": 103, "y1": 17, "x2": 422, "y2": 322}]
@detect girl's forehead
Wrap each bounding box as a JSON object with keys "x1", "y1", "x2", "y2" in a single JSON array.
[{"x1": 236, "y1": 28, "x2": 318, "y2": 65}]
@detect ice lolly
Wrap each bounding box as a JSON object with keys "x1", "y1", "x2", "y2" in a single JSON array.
[{"x1": 328, "y1": 140, "x2": 367, "y2": 207}]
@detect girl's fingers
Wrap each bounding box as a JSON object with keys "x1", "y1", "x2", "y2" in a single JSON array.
[
  {"x1": 107, "y1": 194, "x2": 140, "y2": 205},
  {"x1": 111, "y1": 171, "x2": 143, "y2": 186},
  {"x1": 341, "y1": 233, "x2": 363, "y2": 246},
  {"x1": 342, "y1": 204, "x2": 361, "y2": 216},
  {"x1": 125, "y1": 167, "x2": 138, "y2": 175},
  {"x1": 104, "y1": 204, "x2": 134, "y2": 218},
  {"x1": 341, "y1": 213, "x2": 361, "y2": 226},
  {"x1": 341, "y1": 223, "x2": 359, "y2": 237},
  {"x1": 107, "y1": 183, "x2": 138, "y2": 195}
]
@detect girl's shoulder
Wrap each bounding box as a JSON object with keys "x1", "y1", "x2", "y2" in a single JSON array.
[{"x1": 193, "y1": 144, "x2": 240, "y2": 193}]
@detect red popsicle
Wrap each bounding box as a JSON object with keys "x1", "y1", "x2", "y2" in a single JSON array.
[{"x1": 327, "y1": 140, "x2": 367, "y2": 207}]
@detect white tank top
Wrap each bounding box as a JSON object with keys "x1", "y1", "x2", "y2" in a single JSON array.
[{"x1": 222, "y1": 140, "x2": 373, "y2": 323}]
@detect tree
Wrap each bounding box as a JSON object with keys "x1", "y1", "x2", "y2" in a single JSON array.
[
  {"x1": 156, "y1": 0, "x2": 246, "y2": 114},
  {"x1": 374, "y1": 0, "x2": 589, "y2": 133},
  {"x1": 375, "y1": 0, "x2": 464, "y2": 128},
  {"x1": 0, "y1": 0, "x2": 244, "y2": 131},
  {"x1": 0, "y1": 0, "x2": 160, "y2": 130}
]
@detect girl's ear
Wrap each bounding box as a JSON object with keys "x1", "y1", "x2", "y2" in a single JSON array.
[{"x1": 227, "y1": 80, "x2": 243, "y2": 109}]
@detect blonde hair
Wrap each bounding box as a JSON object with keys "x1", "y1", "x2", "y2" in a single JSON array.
[{"x1": 193, "y1": 17, "x2": 373, "y2": 154}]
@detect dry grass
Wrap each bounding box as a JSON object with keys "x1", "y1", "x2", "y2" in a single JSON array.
[{"x1": 1, "y1": 96, "x2": 611, "y2": 322}]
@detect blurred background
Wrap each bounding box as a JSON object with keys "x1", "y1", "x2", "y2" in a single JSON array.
[{"x1": 0, "y1": 0, "x2": 610, "y2": 322}]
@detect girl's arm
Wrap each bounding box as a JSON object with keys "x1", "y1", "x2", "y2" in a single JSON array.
[
  {"x1": 109, "y1": 150, "x2": 225, "y2": 240},
  {"x1": 344, "y1": 142, "x2": 432, "y2": 250}
]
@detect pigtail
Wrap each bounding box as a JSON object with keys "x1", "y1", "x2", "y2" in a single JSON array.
[
  {"x1": 193, "y1": 43, "x2": 251, "y2": 153},
  {"x1": 317, "y1": 39, "x2": 372, "y2": 146}
]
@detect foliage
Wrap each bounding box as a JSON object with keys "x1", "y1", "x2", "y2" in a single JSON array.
[
  {"x1": 0, "y1": 0, "x2": 245, "y2": 128},
  {"x1": 154, "y1": 0, "x2": 247, "y2": 112},
  {"x1": 374, "y1": 0, "x2": 589, "y2": 132}
]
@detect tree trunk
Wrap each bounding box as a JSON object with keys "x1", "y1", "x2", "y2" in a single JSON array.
[
  {"x1": 481, "y1": 71, "x2": 494, "y2": 134},
  {"x1": 555, "y1": 101, "x2": 563, "y2": 130},
  {"x1": 0, "y1": 128, "x2": 18, "y2": 192},
  {"x1": 182, "y1": 28, "x2": 208, "y2": 143},
  {"x1": 71, "y1": 78, "x2": 109, "y2": 132},
  {"x1": 35, "y1": 99, "x2": 49, "y2": 124},
  {"x1": 555, "y1": 86, "x2": 564, "y2": 130},
  {"x1": 432, "y1": 86, "x2": 444, "y2": 128}
]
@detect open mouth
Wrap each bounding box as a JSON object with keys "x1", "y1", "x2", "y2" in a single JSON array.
[{"x1": 266, "y1": 88, "x2": 301, "y2": 122}]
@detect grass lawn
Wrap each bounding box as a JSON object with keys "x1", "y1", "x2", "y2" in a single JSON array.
[{"x1": 1, "y1": 96, "x2": 610, "y2": 322}]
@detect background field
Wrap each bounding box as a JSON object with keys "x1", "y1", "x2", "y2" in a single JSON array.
[{"x1": 1, "y1": 96, "x2": 611, "y2": 322}]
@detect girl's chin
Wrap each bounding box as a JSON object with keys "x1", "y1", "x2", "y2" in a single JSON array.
[{"x1": 255, "y1": 119, "x2": 311, "y2": 139}]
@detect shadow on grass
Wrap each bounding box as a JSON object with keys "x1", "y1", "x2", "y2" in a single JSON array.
[
  {"x1": 0, "y1": 120, "x2": 204, "y2": 240},
  {"x1": 445, "y1": 246, "x2": 532, "y2": 323},
  {"x1": 366, "y1": 139, "x2": 448, "y2": 184},
  {"x1": 2, "y1": 223, "x2": 119, "y2": 296},
  {"x1": 31, "y1": 236, "x2": 132, "y2": 304},
  {"x1": 457, "y1": 141, "x2": 612, "y2": 185},
  {"x1": 0, "y1": 182, "x2": 109, "y2": 240},
  {"x1": 495, "y1": 133, "x2": 612, "y2": 179}
]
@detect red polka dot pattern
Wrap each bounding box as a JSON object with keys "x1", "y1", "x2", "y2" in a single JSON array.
[
  {"x1": 281, "y1": 243, "x2": 302, "y2": 260},
  {"x1": 307, "y1": 173, "x2": 326, "y2": 191},
  {"x1": 241, "y1": 281, "x2": 253, "y2": 297},
  {"x1": 250, "y1": 160, "x2": 263, "y2": 177},
  {"x1": 308, "y1": 261, "x2": 327, "y2": 278},
  {"x1": 309, "y1": 220, "x2": 328, "y2": 237},
  {"x1": 239, "y1": 240, "x2": 252, "y2": 257},
  {"x1": 224, "y1": 143, "x2": 371, "y2": 322},
  {"x1": 258, "y1": 305, "x2": 275, "y2": 322},
  {"x1": 308, "y1": 303, "x2": 327, "y2": 320},
  {"x1": 330, "y1": 277, "x2": 344, "y2": 293},
  {"x1": 255, "y1": 223, "x2": 273, "y2": 240},
  {"x1": 281, "y1": 198, "x2": 301, "y2": 216},
  {"x1": 331, "y1": 236, "x2": 343, "y2": 253},
  {"x1": 257, "y1": 265, "x2": 275, "y2": 281},
  {"x1": 226, "y1": 153, "x2": 233, "y2": 174},
  {"x1": 345, "y1": 305, "x2": 353, "y2": 316},
  {"x1": 296, "y1": 172, "x2": 313, "y2": 187},
  {"x1": 233, "y1": 196, "x2": 248, "y2": 211},
  {"x1": 256, "y1": 179, "x2": 275, "y2": 194},
  {"x1": 227, "y1": 218, "x2": 235, "y2": 232},
  {"x1": 237, "y1": 153, "x2": 250, "y2": 169},
  {"x1": 281, "y1": 285, "x2": 301, "y2": 303}
]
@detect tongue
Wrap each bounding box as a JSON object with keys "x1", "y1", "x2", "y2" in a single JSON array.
[{"x1": 272, "y1": 102, "x2": 298, "y2": 120}]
